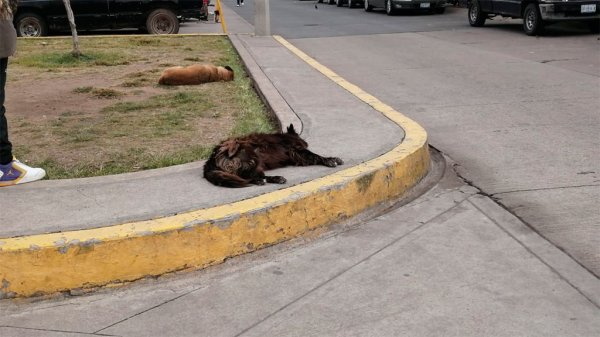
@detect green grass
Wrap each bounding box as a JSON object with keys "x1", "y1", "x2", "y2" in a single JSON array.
[
  {"x1": 13, "y1": 51, "x2": 130, "y2": 68},
  {"x1": 40, "y1": 145, "x2": 215, "y2": 179},
  {"x1": 11, "y1": 35, "x2": 276, "y2": 179}
]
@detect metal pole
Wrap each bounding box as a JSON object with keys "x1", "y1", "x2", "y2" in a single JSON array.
[{"x1": 254, "y1": 0, "x2": 271, "y2": 36}]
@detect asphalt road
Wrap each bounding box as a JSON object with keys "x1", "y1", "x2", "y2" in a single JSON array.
[
  {"x1": 228, "y1": 2, "x2": 600, "y2": 276},
  {"x1": 228, "y1": 0, "x2": 595, "y2": 38}
]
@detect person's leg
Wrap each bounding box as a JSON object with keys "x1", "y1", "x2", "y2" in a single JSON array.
[
  {"x1": 0, "y1": 57, "x2": 13, "y2": 165},
  {"x1": 236, "y1": 0, "x2": 240, "y2": 5},
  {"x1": 0, "y1": 57, "x2": 46, "y2": 186}
]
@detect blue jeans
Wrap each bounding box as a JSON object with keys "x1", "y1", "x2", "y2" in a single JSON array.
[{"x1": 0, "y1": 57, "x2": 13, "y2": 165}]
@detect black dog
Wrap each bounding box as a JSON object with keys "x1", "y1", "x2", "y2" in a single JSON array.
[{"x1": 203, "y1": 124, "x2": 343, "y2": 187}]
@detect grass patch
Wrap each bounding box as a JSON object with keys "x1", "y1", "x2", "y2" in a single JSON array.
[
  {"x1": 10, "y1": 35, "x2": 275, "y2": 179},
  {"x1": 14, "y1": 51, "x2": 129, "y2": 68},
  {"x1": 40, "y1": 145, "x2": 215, "y2": 179}
]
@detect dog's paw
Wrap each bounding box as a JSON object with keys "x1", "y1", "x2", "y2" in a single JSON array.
[
  {"x1": 324, "y1": 157, "x2": 344, "y2": 167},
  {"x1": 252, "y1": 179, "x2": 266, "y2": 185},
  {"x1": 266, "y1": 176, "x2": 287, "y2": 184}
]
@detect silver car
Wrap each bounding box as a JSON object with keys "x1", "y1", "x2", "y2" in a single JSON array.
[{"x1": 364, "y1": 0, "x2": 447, "y2": 15}]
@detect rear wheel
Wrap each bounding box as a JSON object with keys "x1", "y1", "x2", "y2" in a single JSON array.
[
  {"x1": 328, "y1": 0, "x2": 335, "y2": 4},
  {"x1": 348, "y1": 0, "x2": 354, "y2": 7},
  {"x1": 336, "y1": 0, "x2": 344, "y2": 6},
  {"x1": 434, "y1": 6, "x2": 446, "y2": 14},
  {"x1": 386, "y1": 0, "x2": 396, "y2": 15},
  {"x1": 14, "y1": 13, "x2": 47, "y2": 37},
  {"x1": 523, "y1": 3, "x2": 544, "y2": 36},
  {"x1": 468, "y1": 1, "x2": 486, "y2": 27},
  {"x1": 146, "y1": 9, "x2": 179, "y2": 35},
  {"x1": 364, "y1": 0, "x2": 374, "y2": 11}
]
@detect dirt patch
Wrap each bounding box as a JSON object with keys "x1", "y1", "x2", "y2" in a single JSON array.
[{"x1": 4, "y1": 35, "x2": 273, "y2": 179}]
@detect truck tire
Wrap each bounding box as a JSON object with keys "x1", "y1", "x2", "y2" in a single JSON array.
[
  {"x1": 14, "y1": 13, "x2": 48, "y2": 37},
  {"x1": 146, "y1": 9, "x2": 180, "y2": 35},
  {"x1": 468, "y1": 1, "x2": 486, "y2": 27},
  {"x1": 348, "y1": 0, "x2": 354, "y2": 7},
  {"x1": 336, "y1": 0, "x2": 344, "y2": 7},
  {"x1": 364, "y1": 0, "x2": 374, "y2": 11},
  {"x1": 523, "y1": 3, "x2": 544, "y2": 36},
  {"x1": 386, "y1": 0, "x2": 396, "y2": 15}
]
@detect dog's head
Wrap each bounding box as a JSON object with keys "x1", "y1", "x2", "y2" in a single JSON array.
[
  {"x1": 216, "y1": 139, "x2": 258, "y2": 174},
  {"x1": 285, "y1": 124, "x2": 308, "y2": 149},
  {"x1": 218, "y1": 66, "x2": 234, "y2": 81}
]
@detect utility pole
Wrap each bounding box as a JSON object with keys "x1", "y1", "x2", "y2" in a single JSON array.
[{"x1": 255, "y1": 0, "x2": 271, "y2": 36}]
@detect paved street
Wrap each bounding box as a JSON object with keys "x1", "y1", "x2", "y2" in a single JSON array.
[
  {"x1": 284, "y1": 12, "x2": 600, "y2": 276},
  {"x1": 1, "y1": 2, "x2": 598, "y2": 336}
]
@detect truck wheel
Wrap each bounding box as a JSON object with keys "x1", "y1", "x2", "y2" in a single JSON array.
[
  {"x1": 435, "y1": 6, "x2": 446, "y2": 14},
  {"x1": 386, "y1": 0, "x2": 396, "y2": 15},
  {"x1": 328, "y1": 0, "x2": 335, "y2": 4},
  {"x1": 14, "y1": 13, "x2": 48, "y2": 37},
  {"x1": 348, "y1": 0, "x2": 354, "y2": 7},
  {"x1": 364, "y1": 0, "x2": 374, "y2": 11},
  {"x1": 146, "y1": 9, "x2": 179, "y2": 35},
  {"x1": 523, "y1": 4, "x2": 544, "y2": 36},
  {"x1": 588, "y1": 20, "x2": 600, "y2": 34},
  {"x1": 336, "y1": 0, "x2": 344, "y2": 7},
  {"x1": 468, "y1": 1, "x2": 486, "y2": 27}
]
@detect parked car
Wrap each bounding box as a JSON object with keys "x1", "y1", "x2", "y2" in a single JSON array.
[
  {"x1": 13, "y1": 0, "x2": 206, "y2": 37},
  {"x1": 324, "y1": 0, "x2": 365, "y2": 8},
  {"x1": 467, "y1": 0, "x2": 600, "y2": 35},
  {"x1": 364, "y1": 0, "x2": 447, "y2": 15}
]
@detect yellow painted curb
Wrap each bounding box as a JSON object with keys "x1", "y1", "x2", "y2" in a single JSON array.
[{"x1": 0, "y1": 36, "x2": 430, "y2": 299}]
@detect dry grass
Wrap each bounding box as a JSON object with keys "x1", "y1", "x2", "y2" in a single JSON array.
[{"x1": 7, "y1": 35, "x2": 274, "y2": 179}]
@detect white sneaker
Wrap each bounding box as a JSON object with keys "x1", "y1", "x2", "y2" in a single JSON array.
[
  {"x1": 0, "y1": 158, "x2": 46, "y2": 187},
  {"x1": 236, "y1": 4, "x2": 240, "y2": 6}
]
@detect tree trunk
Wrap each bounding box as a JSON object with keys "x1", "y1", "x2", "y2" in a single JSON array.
[{"x1": 62, "y1": 0, "x2": 81, "y2": 57}]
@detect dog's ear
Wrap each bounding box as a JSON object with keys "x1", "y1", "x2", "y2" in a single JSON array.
[
  {"x1": 224, "y1": 66, "x2": 233, "y2": 73},
  {"x1": 218, "y1": 140, "x2": 240, "y2": 158},
  {"x1": 286, "y1": 124, "x2": 297, "y2": 134}
]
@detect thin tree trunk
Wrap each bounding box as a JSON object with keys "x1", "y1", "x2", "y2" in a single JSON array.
[{"x1": 62, "y1": 0, "x2": 81, "y2": 57}]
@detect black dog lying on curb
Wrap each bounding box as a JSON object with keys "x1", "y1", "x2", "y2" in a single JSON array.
[{"x1": 204, "y1": 124, "x2": 343, "y2": 187}]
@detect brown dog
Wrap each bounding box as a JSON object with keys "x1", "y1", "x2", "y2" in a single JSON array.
[
  {"x1": 203, "y1": 124, "x2": 343, "y2": 187},
  {"x1": 158, "y1": 64, "x2": 234, "y2": 85}
]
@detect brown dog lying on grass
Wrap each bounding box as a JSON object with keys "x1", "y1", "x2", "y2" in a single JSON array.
[
  {"x1": 158, "y1": 64, "x2": 234, "y2": 85},
  {"x1": 204, "y1": 124, "x2": 344, "y2": 187}
]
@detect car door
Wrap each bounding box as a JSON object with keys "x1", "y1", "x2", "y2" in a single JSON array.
[
  {"x1": 492, "y1": 0, "x2": 521, "y2": 16},
  {"x1": 69, "y1": 0, "x2": 112, "y2": 30},
  {"x1": 111, "y1": 0, "x2": 144, "y2": 29},
  {"x1": 370, "y1": 0, "x2": 385, "y2": 9}
]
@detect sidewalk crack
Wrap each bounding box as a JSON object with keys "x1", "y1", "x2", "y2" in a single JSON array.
[
  {"x1": 93, "y1": 286, "x2": 203, "y2": 334},
  {"x1": 491, "y1": 183, "x2": 600, "y2": 197},
  {"x1": 233, "y1": 202, "x2": 465, "y2": 337},
  {"x1": 0, "y1": 325, "x2": 118, "y2": 336}
]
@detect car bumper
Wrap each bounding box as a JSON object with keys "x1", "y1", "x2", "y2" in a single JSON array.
[
  {"x1": 179, "y1": 9, "x2": 205, "y2": 20},
  {"x1": 539, "y1": 3, "x2": 600, "y2": 21},
  {"x1": 391, "y1": 0, "x2": 447, "y2": 9}
]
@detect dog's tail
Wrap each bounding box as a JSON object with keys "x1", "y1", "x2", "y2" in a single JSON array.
[{"x1": 204, "y1": 170, "x2": 251, "y2": 188}]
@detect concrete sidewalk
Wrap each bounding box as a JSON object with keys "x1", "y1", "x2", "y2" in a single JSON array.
[
  {"x1": 1, "y1": 153, "x2": 598, "y2": 336},
  {"x1": 0, "y1": 4, "x2": 428, "y2": 298},
  {"x1": 1, "y1": 4, "x2": 599, "y2": 335}
]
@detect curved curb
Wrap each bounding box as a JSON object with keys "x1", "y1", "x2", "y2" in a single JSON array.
[{"x1": 0, "y1": 36, "x2": 430, "y2": 299}]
